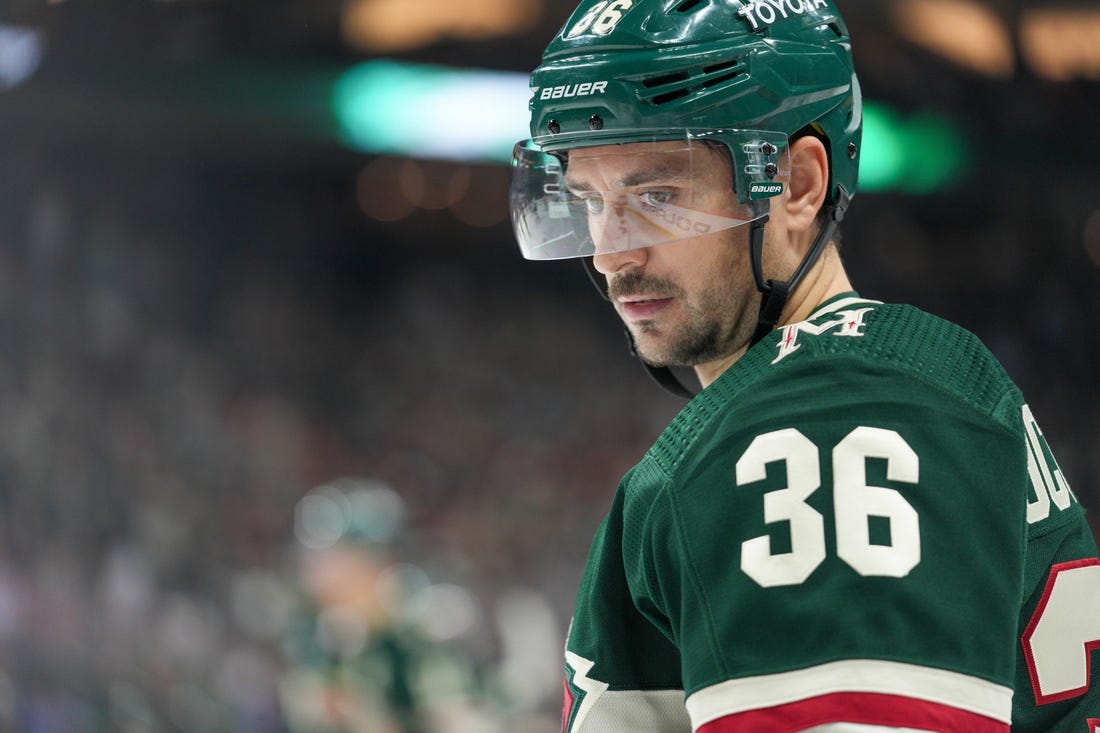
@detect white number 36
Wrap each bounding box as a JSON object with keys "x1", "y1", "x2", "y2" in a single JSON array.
[{"x1": 736, "y1": 426, "x2": 921, "y2": 588}]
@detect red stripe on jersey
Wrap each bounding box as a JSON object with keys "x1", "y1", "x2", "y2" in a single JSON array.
[
  {"x1": 695, "y1": 691, "x2": 1008, "y2": 733},
  {"x1": 561, "y1": 677, "x2": 574, "y2": 733}
]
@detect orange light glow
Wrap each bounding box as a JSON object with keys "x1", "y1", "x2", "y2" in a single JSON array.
[
  {"x1": 1020, "y1": 8, "x2": 1100, "y2": 82},
  {"x1": 341, "y1": 0, "x2": 543, "y2": 53},
  {"x1": 892, "y1": 0, "x2": 1014, "y2": 78}
]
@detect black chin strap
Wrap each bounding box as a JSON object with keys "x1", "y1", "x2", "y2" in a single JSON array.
[
  {"x1": 749, "y1": 185, "x2": 851, "y2": 346},
  {"x1": 580, "y1": 185, "x2": 850, "y2": 400}
]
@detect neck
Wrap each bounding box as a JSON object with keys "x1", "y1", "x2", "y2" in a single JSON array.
[
  {"x1": 777, "y1": 244, "x2": 852, "y2": 326},
  {"x1": 692, "y1": 243, "x2": 851, "y2": 389}
]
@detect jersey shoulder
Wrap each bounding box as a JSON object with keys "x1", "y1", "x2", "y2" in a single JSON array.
[
  {"x1": 647, "y1": 295, "x2": 1020, "y2": 481},
  {"x1": 772, "y1": 296, "x2": 1017, "y2": 415}
]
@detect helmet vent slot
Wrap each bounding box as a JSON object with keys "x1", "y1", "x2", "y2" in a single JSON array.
[
  {"x1": 642, "y1": 71, "x2": 691, "y2": 88},
  {"x1": 652, "y1": 88, "x2": 692, "y2": 105},
  {"x1": 673, "y1": 0, "x2": 704, "y2": 12},
  {"x1": 641, "y1": 71, "x2": 692, "y2": 105},
  {"x1": 640, "y1": 58, "x2": 744, "y2": 106},
  {"x1": 701, "y1": 59, "x2": 743, "y2": 88}
]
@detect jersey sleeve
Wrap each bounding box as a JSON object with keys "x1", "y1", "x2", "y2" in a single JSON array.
[
  {"x1": 562, "y1": 466, "x2": 693, "y2": 733},
  {"x1": 1009, "y1": 394, "x2": 1100, "y2": 731},
  {"x1": 621, "y1": 334, "x2": 1099, "y2": 732}
]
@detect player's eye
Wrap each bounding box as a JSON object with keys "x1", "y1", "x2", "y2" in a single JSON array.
[
  {"x1": 581, "y1": 195, "x2": 605, "y2": 214},
  {"x1": 637, "y1": 190, "x2": 674, "y2": 210}
]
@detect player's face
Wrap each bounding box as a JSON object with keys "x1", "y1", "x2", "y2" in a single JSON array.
[{"x1": 570, "y1": 141, "x2": 762, "y2": 369}]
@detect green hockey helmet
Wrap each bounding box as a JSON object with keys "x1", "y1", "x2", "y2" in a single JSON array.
[
  {"x1": 510, "y1": 0, "x2": 861, "y2": 262},
  {"x1": 511, "y1": 0, "x2": 862, "y2": 398}
]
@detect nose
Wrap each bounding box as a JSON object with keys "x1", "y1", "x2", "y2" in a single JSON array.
[
  {"x1": 592, "y1": 242, "x2": 648, "y2": 276},
  {"x1": 589, "y1": 205, "x2": 649, "y2": 275}
]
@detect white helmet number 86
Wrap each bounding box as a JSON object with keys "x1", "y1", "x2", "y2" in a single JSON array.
[{"x1": 566, "y1": 1, "x2": 636, "y2": 38}]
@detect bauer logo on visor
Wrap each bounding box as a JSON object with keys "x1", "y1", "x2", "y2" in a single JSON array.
[{"x1": 750, "y1": 182, "x2": 784, "y2": 199}]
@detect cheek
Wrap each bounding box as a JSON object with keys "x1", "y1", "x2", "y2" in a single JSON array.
[
  {"x1": 700, "y1": 233, "x2": 755, "y2": 308},
  {"x1": 760, "y1": 222, "x2": 801, "y2": 277},
  {"x1": 648, "y1": 229, "x2": 749, "y2": 301},
  {"x1": 697, "y1": 231, "x2": 749, "y2": 281},
  {"x1": 675, "y1": 245, "x2": 736, "y2": 307}
]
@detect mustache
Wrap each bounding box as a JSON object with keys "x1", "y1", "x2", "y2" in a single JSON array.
[{"x1": 607, "y1": 270, "x2": 681, "y2": 300}]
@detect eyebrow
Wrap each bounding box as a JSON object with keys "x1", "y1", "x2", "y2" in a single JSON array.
[{"x1": 565, "y1": 160, "x2": 693, "y2": 192}]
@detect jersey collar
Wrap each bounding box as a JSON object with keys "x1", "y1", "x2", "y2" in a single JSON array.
[{"x1": 805, "y1": 291, "x2": 882, "y2": 322}]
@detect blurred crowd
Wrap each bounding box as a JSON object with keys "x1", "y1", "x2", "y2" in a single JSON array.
[
  {"x1": 0, "y1": 113, "x2": 1096, "y2": 732},
  {"x1": 0, "y1": 137, "x2": 685, "y2": 731}
]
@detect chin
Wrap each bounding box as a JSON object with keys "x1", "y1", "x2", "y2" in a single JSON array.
[
  {"x1": 636, "y1": 345, "x2": 693, "y2": 369},
  {"x1": 631, "y1": 332, "x2": 669, "y2": 364}
]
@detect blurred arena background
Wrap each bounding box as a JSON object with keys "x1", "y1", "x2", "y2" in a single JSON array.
[{"x1": 0, "y1": 0, "x2": 1097, "y2": 730}]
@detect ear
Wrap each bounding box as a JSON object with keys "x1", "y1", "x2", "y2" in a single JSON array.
[{"x1": 784, "y1": 135, "x2": 829, "y2": 237}]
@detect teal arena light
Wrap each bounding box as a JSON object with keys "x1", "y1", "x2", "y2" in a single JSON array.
[{"x1": 332, "y1": 60, "x2": 969, "y2": 193}]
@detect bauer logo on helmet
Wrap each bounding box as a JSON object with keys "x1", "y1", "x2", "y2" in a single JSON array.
[{"x1": 538, "y1": 81, "x2": 609, "y2": 101}]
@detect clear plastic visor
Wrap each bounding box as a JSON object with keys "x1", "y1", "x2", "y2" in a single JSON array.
[{"x1": 509, "y1": 130, "x2": 789, "y2": 261}]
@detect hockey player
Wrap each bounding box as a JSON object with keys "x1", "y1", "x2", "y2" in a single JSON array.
[{"x1": 508, "y1": 0, "x2": 1100, "y2": 730}]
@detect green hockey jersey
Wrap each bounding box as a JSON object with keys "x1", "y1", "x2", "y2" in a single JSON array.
[{"x1": 563, "y1": 293, "x2": 1100, "y2": 733}]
